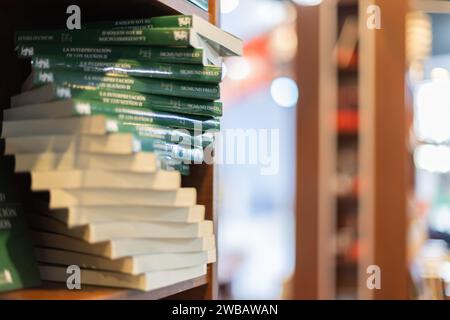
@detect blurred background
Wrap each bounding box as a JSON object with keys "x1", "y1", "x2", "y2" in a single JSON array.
[
  {"x1": 216, "y1": 0, "x2": 450, "y2": 300},
  {"x1": 217, "y1": 0, "x2": 297, "y2": 299}
]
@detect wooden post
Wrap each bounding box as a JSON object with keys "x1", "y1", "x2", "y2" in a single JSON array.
[
  {"x1": 358, "y1": 0, "x2": 410, "y2": 300},
  {"x1": 294, "y1": 1, "x2": 337, "y2": 300}
]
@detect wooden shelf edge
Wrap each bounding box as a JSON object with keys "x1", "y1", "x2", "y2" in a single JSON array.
[{"x1": 0, "y1": 275, "x2": 208, "y2": 300}]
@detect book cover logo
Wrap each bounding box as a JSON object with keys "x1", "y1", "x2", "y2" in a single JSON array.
[
  {"x1": 173, "y1": 31, "x2": 189, "y2": 41},
  {"x1": 38, "y1": 72, "x2": 54, "y2": 83},
  {"x1": 178, "y1": 17, "x2": 192, "y2": 27},
  {"x1": 34, "y1": 57, "x2": 50, "y2": 69},
  {"x1": 20, "y1": 46, "x2": 34, "y2": 57}
]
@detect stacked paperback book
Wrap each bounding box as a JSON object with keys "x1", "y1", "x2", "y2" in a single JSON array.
[{"x1": 1, "y1": 15, "x2": 242, "y2": 291}]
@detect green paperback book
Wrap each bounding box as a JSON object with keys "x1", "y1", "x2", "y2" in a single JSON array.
[
  {"x1": 5, "y1": 99, "x2": 221, "y2": 132},
  {"x1": 16, "y1": 44, "x2": 207, "y2": 65},
  {"x1": 32, "y1": 69, "x2": 220, "y2": 100},
  {"x1": 87, "y1": 14, "x2": 206, "y2": 30},
  {"x1": 12, "y1": 84, "x2": 222, "y2": 117},
  {"x1": 0, "y1": 158, "x2": 41, "y2": 293},
  {"x1": 93, "y1": 15, "x2": 243, "y2": 57},
  {"x1": 32, "y1": 55, "x2": 222, "y2": 83},
  {"x1": 15, "y1": 27, "x2": 207, "y2": 49},
  {"x1": 16, "y1": 16, "x2": 243, "y2": 57}
]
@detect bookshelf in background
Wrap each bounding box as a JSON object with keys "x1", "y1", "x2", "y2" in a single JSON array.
[
  {"x1": 0, "y1": 0, "x2": 220, "y2": 300},
  {"x1": 335, "y1": 0, "x2": 359, "y2": 299}
]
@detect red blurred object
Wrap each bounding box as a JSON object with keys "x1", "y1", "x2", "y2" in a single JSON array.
[
  {"x1": 337, "y1": 49, "x2": 358, "y2": 70},
  {"x1": 347, "y1": 240, "x2": 360, "y2": 263},
  {"x1": 337, "y1": 109, "x2": 359, "y2": 134},
  {"x1": 221, "y1": 33, "x2": 275, "y2": 104}
]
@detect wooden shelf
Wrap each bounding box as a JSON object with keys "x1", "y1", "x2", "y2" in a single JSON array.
[{"x1": 0, "y1": 276, "x2": 207, "y2": 300}]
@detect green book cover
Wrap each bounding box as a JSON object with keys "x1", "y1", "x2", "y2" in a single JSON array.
[
  {"x1": 36, "y1": 85, "x2": 222, "y2": 117},
  {"x1": 26, "y1": 98, "x2": 221, "y2": 132},
  {"x1": 32, "y1": 55, "x2": 222, "y2": 83},
  {"x1": 84, "y1": 15, "x2": 196, "y2": 30},
  {"x1": 98, "y1": 103, "x2": 221, "y2": 132},
  {"x1": 86, "y1": 15, "x2": 207, "y2": 30},
  {"x1": 15, "y1": 28, "x2": 196, "y2": 47},
  {"x1": 150, "y1": 15, "x2": 197, "y2": 28},
  {"x1": 0, "y1": 158, "x2": 41, "y2": 293},
  {"x1": 33, "y1": 69, "x2": 220, "y2": 101},
  {"x1": 16, "y1": 44, "x2": 206, "y2": 65}
]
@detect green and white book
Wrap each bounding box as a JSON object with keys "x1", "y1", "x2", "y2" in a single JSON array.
[
  {"x1": 15, "y1": 24, "x2": 242, "y2": 57},
  {"x1": 32, "y1": 231, "x2": 215, "y2": 258},
  {"x1": 4, "y1": 100, "x2": 221, "y2": 131},
  {"x1": 43, "y1": 204, "x2": 205, "y2": 226},
  {"x1": 2, "y1": 116, "x2": 216, "y2": 150},
  {"x1": 23, "y1": 169, "x2": 181, "y2": 191},
  {"x1": 0, "y1": 159, "x2": 41, "y2": 292},
  {"x1": 11, "y1": 83, "x2": 222, "y2": 117},
  {"x1": 32, "y1": 55, "x2": 222, "y2": 83},
  {"x1": 29, "y1": 214, "x2": 213, "y2": 242},
  {"x1": 83, "y1": 15, "x2": 243, "y2": 57},
  {"x1": 31, "y1": 69, "x2": 220, "y2": 100},
  {"x1": 12, "y1": 152, "x2": 158, "y2": 174},
  {"x1": 16, "y1": 44, "x2": 209, "y2": 65},
  {"x1": 35, "y1": 248, "x2": 214, "y2": 275},
  {"x1": 39, "y1": 264, "x2": 207, "y2": 292}
]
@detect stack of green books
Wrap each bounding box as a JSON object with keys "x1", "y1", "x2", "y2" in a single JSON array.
[{"x1": 1, "y1": 14, "x2": 242, "y2": 291}]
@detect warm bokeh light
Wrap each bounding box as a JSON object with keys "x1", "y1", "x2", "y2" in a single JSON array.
[{"x1": 224, "y1": 57, "x2": 251, "y2": 81}]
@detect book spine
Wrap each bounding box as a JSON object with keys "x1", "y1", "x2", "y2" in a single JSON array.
[
  {"x1": 32, "y1": 55, "x2": 222, "y2": 83},
  {"x1": 85, "y1": 18, "x2": 153, "y2": 30},
  {"x1": 33, "y1": 70, "x2": 220, "y2": 100},
  {"x1": 71, "y1": 99, "x2": 221, "y2": 131},
  {"x1": 60, "y1": 87, "x2": 222, "y2": 117},
  {"x1": 16, "y1": 44, "x2": 205, "y2": 65},
  {"x1": 15, "y1": 28, "x2": 193, "y2": 47},
  {"x1": 85, "y1": 15, "x2": 197, "y2": 30}
]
